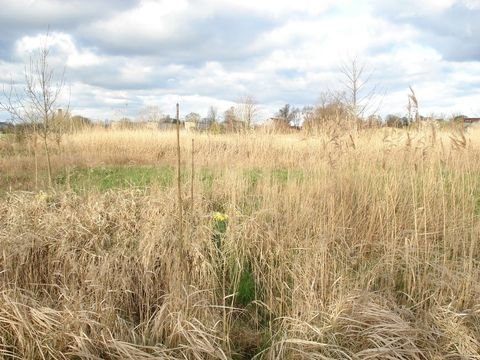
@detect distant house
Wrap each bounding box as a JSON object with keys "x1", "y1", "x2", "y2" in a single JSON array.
[
  {"x1": 464, "y1": 117, "x2": 480, "y2": 124},
  {"x1": 260, "y1": 117, "x2": 299, "y2": 132},
  {"x1": 69, "y1": 115, "x2": 92, "y2": 131},
  {"x1": 196, "y1": 118, "x2": 214, "y2": 132},
  {"x1": 158, "y1": 122, "x2": 177, "y2": 130},
  {"x1": 155, "y1": 115, "x2": 179, "y2": 130}
]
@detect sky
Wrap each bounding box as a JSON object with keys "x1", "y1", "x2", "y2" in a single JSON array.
[{"x1": 0, "y1": 0, "x2": 479, "y2": 122}]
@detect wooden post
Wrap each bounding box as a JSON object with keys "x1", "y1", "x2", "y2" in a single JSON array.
[
  {"x1": 191, "y1": 138, "x2": 194, "y2": 211},
  {"x1": 176, "y1": 103, "x2": 183, "y2": 241}
]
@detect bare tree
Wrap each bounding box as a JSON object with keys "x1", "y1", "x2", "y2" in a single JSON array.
[
  {"x1": 338, "y1": 56, "x2": 380, "y2": 120},
  {"x1": 223, "y1": 106, "x2": 239, "y2": 132},
  {"x1": 302, "y1": 92, "x2": 351, "y2": 134},
  {"x1": 235, "y1": 95, "x2": 258, "y2": 130},
  {"x1": 137, "y1": 105, "x2": 163, "y2": 123},
  {"x1": 185, "y1": 112, "x2": 201, "y2": 124},
  {"x1": 0, "y1": 33, "x2": 66, "y2": 187},
  {"x1": 207, "y1": 106, "x2": 219, "y2": 123},
  {"x1": 205, "y1": 106, "x2": 221, "y2": 132},
  {"x1": 276, "y1": 104, "x2": 299, "y2": 125}
]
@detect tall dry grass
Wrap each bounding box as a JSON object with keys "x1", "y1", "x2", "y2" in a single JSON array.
[{"x1": 2, "y1": 125, "x2": 480, "y2": 358}]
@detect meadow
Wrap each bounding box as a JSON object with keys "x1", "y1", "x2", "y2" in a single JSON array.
[{"x1": 1, "y1": 124, "x2": 480, "y2": 359}]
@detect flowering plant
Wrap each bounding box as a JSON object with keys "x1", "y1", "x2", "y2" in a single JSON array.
[{"x1": 212, "y1": 212, "x2": 228, "y2": 250}]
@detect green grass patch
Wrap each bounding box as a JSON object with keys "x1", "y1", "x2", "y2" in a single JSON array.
[
  {"x1": 271, "y1": 167, "x2": 304, "y2": 184},
  {"x1": 55, "y1": 165, "x2": 175, "y2": 192},
  {"x1": 199, "y1": 167, "x2": 216, "y2": 192},
  {"x1": 236, "y1": 261, "x2": 257, "y2": 307},
  {"x1": 244, "y1": 168, "x2": 263, "y2": 189},
  {"x1": 3, "y1": 163, "x2": 307, "y2": 195}
]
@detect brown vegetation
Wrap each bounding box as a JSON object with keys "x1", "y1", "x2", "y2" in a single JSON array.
[{"x1": 1, "y1": 125, "x2": 480, "y2": 359}]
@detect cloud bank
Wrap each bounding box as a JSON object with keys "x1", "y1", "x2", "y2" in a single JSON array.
[{"x1": 1, "y1": 0, "x2": 479, "y2": 121}]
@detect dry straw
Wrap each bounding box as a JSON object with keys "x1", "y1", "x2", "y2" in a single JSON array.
[{"x1": 1, "y1": 124, "x2": 480, "y2": 358}]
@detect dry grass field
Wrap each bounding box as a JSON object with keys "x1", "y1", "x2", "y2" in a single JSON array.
[{"x1": 2, "y1": 125, "x2": 480, "y2": 359}]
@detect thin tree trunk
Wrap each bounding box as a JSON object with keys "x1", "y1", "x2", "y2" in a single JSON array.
[{"x1": 43, "y1": 133, "x2": 52, "y2": 188}]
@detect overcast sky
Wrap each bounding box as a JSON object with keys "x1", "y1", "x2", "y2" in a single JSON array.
[{"x1": 1, "y1": 0, "x2": 479, "y2": 121}]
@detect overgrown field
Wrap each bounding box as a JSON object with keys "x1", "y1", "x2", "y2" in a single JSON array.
[{"x1": 2, "y1": 126, "x2": 480, "y2": 359}]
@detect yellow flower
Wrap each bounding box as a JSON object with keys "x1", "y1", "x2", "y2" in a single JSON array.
[
  {"x1": 213, "y1": 212, "x2": 228, "y2": 222},
  {"x1": 36, "y1": 191, "x2": 48, "y2": 202}
]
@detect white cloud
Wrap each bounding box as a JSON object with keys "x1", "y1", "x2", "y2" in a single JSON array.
[
  {"x1": 204, "y1": 0, "x2": 338, "y2": 17},
  {"x1": 0, "y1": 60, "x2": 24, "y2": 82},
  {"x1": 86, "y1": 0, "x2": 193, "y2": 46},
  {"x1": 0, "y1": 0, "x2": 136, "y2": 30},
  {"x1": 1, "y1": 0, "x2": 480, "y2": 121},
  {"x1": 463, "y1": 0, "x2": 480, "y2": 9},
  {"x1": 119, "y1": 62, "x2": 153, "y2": 83},
  {"x1": 15, "y1": 32, "x2": 104, "y2": 68}
]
